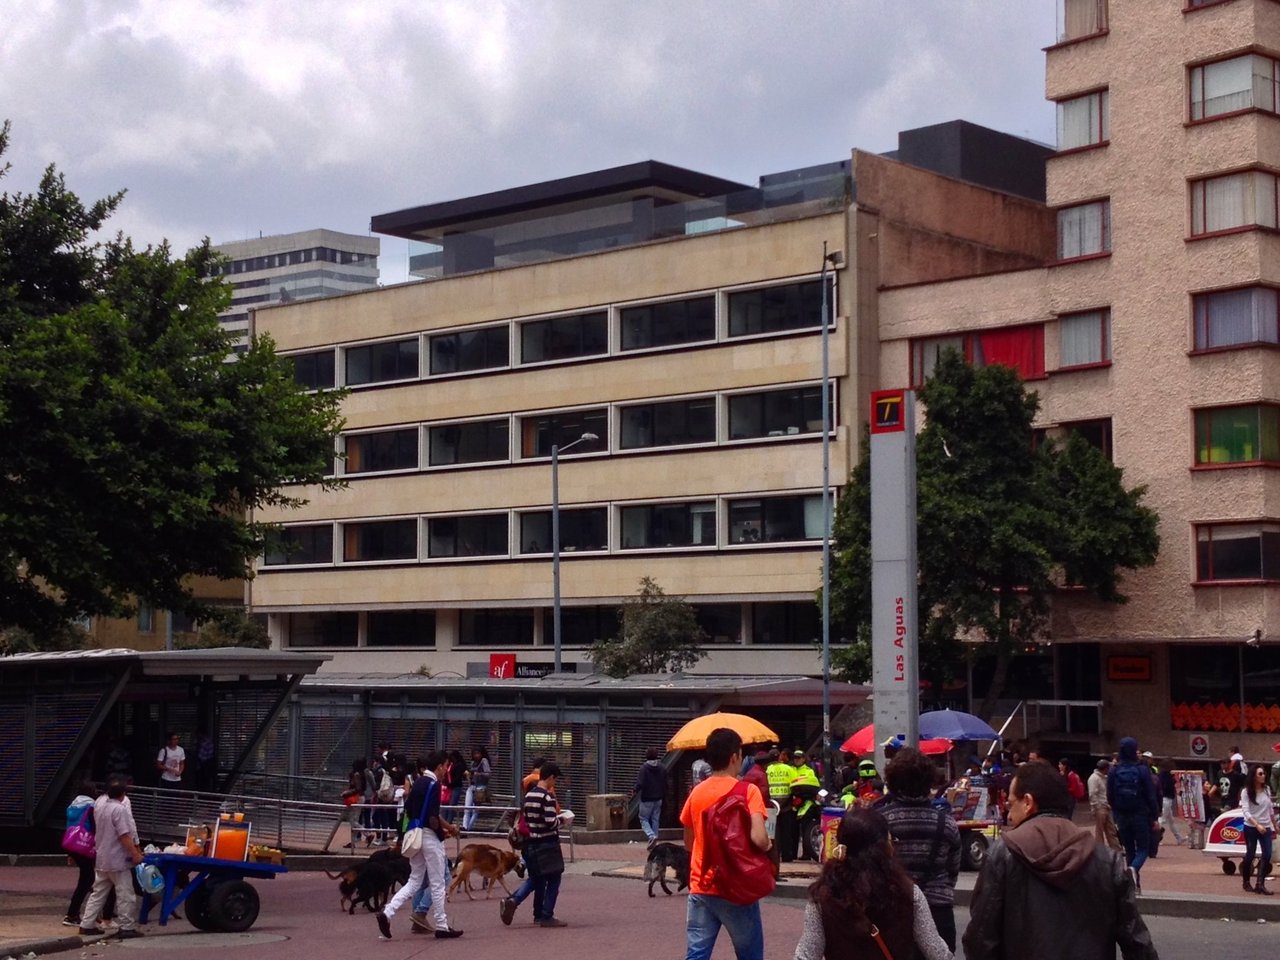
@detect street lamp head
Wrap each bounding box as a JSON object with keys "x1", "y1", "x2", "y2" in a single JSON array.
[
  {"x1": 825, "y1": 250, "x2": 845, "y2": 267},
  {"x1": 580, "y1": 432, "x2": 599, "y2": 442}
]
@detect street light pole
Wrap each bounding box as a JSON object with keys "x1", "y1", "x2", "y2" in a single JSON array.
[
  {"x1": 552, "y1": 432, "x2": 599, "y2": 673},
  {"x1": 820, "y1": 243, "x2": 843, "y2": 790}
]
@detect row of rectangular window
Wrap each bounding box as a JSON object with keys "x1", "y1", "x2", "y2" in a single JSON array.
[
  {"x1": 209, "y1": 246, "x2": 374, "y2": 277},
  {"x1": 338, "y1": 384, "x2": 833, "y2": 475},
  {"x1": 916, "y1": 287, "x2": 1280, "y2": 378},
  {"x1": 282, "y1": 600, "x2": 822, "y2": 649},
  {"x1": 910, "y1": 312, "x2": 1109, "y2": 386},
  {"x1": 1056, "y1": 170, "x2": 1280, "y2": 261},
  {"x1": 1055, "y1": 52, "x2": 1280, "y2": 153},
  {"x1": 263, "y1": 493, "x2": 829, "y2": 566},
  {"x1": 289, "y1": 277, "x2": 833, "y2": 390}
]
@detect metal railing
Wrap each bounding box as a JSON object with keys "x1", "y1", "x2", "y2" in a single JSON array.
[{"x1": 126, "y1": 785, "x2": 575, "y2": 861}]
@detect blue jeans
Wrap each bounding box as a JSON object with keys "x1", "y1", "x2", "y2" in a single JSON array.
[
  {"x1": 525, "y1": 845, "x2": 562, "y2": 922},
  {"x1": 1244, "y1": 826, "x2": 1274, "y2": 880},
  {"x1": 638, "y1": 799, "x2": 662, "y2": 840},
  {"x1": 685, "y1": 894, "x2": 764, "y2": 960},
  {"x1": 1116, "y1": 812, "x2": 1151, "y2": 874}
]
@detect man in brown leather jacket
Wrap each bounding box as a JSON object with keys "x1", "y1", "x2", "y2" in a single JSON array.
[{"x1": 962, "y1": 762, "x2": 1159, "y2": 960}]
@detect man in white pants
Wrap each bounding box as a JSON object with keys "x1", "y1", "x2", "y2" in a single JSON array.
[
  {"x1": 79, "y1": 777, "x2": 144, "y2": 938},
  {"x1": 377, "y1": 750, "x2": 462, "y2": 940}
]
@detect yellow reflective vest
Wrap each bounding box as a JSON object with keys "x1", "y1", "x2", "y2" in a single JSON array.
[{"x1": 766, "y1": 762, "x2": 797, "y2": 800}]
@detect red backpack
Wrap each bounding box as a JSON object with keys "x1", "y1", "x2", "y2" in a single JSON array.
[{"x1": 699, "y1": 781, "x2": 776, "y2": 905}]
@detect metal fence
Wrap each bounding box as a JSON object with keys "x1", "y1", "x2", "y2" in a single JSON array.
[{"x1": 127, "y1": 785, "x2": 575, "y2": 861}]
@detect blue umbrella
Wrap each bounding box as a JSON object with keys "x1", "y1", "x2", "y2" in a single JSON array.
[{"x1": 918, "y1": 709, "x2": 1000, "y2": 741}]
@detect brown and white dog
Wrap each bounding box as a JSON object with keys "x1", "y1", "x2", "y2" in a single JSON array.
[{"x1": 447, "y1": 843, "x2": 525, "y2": 900}]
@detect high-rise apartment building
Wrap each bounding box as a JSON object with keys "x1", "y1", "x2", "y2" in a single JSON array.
[
  {"x1": 250, "y1": 137, "x2": 1051, "y2": 688},
  {"x1": 879, "y1": 0, "x2": 1280, "y2": 758},
  {"x1": 210, "y1": 229, "x2": 380, "y2": 349}
]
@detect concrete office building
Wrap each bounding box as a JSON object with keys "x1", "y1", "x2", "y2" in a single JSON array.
[
  {"x1": 250, "y1": 133, "x2": 1052, "y2": 688},
  {"x1": 210, "y1": 228, "x2": 380, "y2": 349},
  {"x1": 878, "y1": 0, "x2": 1280, "y2": 759}
]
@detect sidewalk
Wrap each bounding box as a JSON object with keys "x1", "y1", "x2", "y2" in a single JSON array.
[{"x1": 1, "y1": 836, "x2": 1276, "y2": 957}]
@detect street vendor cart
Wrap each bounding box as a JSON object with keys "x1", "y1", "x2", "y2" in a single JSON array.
[
  {"x1": 139, "y1": 851, "x2": 286, "y2": 932},
  {"x1": 945, "y1": 777, "x2": 1001, "y2": 870}
]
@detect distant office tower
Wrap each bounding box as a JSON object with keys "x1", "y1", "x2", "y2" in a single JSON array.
[{"x1": 210, "y1": 229, "x2": 380, "y2": 350}]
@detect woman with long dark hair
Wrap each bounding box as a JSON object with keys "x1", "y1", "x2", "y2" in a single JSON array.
[
  {"x1": 1241, "y1": 763, "x2": 1275, "y2": 895},
  {"x1": 794, "y1": 807, "x2": 951, "y2": 960}
]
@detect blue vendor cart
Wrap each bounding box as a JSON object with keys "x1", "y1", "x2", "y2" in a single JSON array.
[{"x1": 140, "y1": 852, "x2": 287, "y2": 933}]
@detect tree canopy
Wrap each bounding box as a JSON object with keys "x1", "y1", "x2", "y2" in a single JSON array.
[
  {"x1": 0, "y1": 121, "x2": 344, "y2": 636},
  {"x1": 829, "y1": 351, "x2": 1159, "y2": 713},
  {"x1": 588, "y1": 576, "x2": 708, "y2": 678}
]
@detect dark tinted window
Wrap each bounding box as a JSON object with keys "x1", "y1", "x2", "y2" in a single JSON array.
[
  {"x1": 751, "y1": 602, "x2": 820, "y2": 645},
  {"x1": 520, "y1": 508, "x2": 608, "y2": 553},
  {"x1": 620, "y1": 502, "x2": 716, "y2": 548},
  {"x1": 427, "y1": 514, "x2": 509, "y2": 558},
  {"x1": 728, "y1": 495, "x2": 824, "y2": 543},
  {"x1": 429, "y1": 326, "x2": 509, "y2": 374},
  {"x1": 520, "y1": 409, "x2": 607, "y2": 458},
  {"x1": 345, "y1": 429, "x2": 419, "y2": 473},
  {"x1": 520, "y1": 312, "x2": 607, "y2": 363},
  {"x1": 429, "y1": 420, "x2": 510, "y2": 466},
  {"x1": 343, "y1": 520, "x2": 418, "y2": 562},
  {"x1": 729, "y1": 387, "x2": 830, "y2": 439},
  {"x1": 287, "y1": 611, "x2": 358, "y2": 647},
  {"x1": 620, "y1": 296, "x2": 715, "y2": 350},
  {"x1": 264, "y1": 524, "x2": 334, "y2": 565},
  {"x1": 619, "y1": 398, "x2": 716, "y2": 449},
  {"x1": 728, "y1": 278, "x2": 830, "y2": 337},
  {"x1": 345, "y1": 338, "x2": 419, "y2": 385},
  {"x1": 292, "y1": 350, "x2": 336, "y2": 390},
  {"x1": 458, "y1": 609, "x2": 535, "y2": 646},
  {"x1": 367, "y1": 610, "x2": 436, "y2": 647}
]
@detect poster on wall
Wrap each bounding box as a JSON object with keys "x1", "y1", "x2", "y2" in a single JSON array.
[
  {"x1": 1173, "y1": 770, "x2": 1206, "y2": 823},
  {"x1": 1189, "y1": 734, "x2": 1209, "y2": 758}
]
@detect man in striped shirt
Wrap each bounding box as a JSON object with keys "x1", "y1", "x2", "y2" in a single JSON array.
[{"x1": 502, "y1": 761, "x2": 567, "y2": 927}]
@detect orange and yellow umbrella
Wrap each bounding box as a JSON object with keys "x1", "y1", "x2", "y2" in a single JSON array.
[{"x1": 667, "y1": 712, "x2": 779, "y2": 752}]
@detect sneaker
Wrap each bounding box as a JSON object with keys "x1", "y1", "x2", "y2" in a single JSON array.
[
  {"x1": 116, "y1": 929, "x2": 144, "y2": 940},
  {"x1": 499, "y1": 898, "x2": 516, "y2": 926},
  {"x1": 538, "y1": 918, "x2": 568, "y2": 928},
  {"x1": 376, "y1": 911, "x2": 392, "y2": 940},
  {"x1": 409, "y1": 912, "x2": 430, "y2": 931},
  {"x1": 62, "y1": 918, "x2": 79, "y2": 927},
  {"x1": 434, "y1": 928, "x2": 464, "y2": 939},
  {"x1": 647, "y1": 836, "x2": 658, "y2": 849},
  {"x1": 77, "y1": 927, "x2": 99, "y2": 936}
]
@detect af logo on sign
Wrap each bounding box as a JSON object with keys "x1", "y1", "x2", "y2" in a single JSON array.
[{"x1": 870, "y1": 389, "x2": 906, "y2": 434}]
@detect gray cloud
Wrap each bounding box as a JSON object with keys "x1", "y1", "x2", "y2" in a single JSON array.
[{"x1": 1, "y1": 0, "x2": 1055, "y2": 282}]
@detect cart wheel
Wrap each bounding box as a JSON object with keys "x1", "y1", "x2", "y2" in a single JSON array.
[
  {"x1": 1221, "y1": 859, "x2": 1237, "y2": 876},
  {"x1": 208, "y1": 880, "x2": 260, "y2": 933},
  {"x1": 961, "y1": 832, "x2": 989, "y2": 871},
  {"x1": 186, "y1": 885, "x2": 217, "y2": 931}
]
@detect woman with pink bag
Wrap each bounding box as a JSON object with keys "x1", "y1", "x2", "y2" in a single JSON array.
[{"x1": 61, "y1": 781, "x2": 112, "y2": 928}]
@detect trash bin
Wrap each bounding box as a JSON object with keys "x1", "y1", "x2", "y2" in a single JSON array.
[{"x1": 585, "y1": 793, "x2": 629, "y2": 831}]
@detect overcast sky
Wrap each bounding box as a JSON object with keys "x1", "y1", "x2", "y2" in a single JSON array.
[{"x1": 2, "y1": 1, "x2": 1057, "y2": 284}]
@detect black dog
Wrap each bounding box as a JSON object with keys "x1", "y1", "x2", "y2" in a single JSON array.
[
  {"x1": 643, "y1": 842, "x2": 690, "y2": 897},
  {"x1": 327, "y1": 848, "x2": 411, "y2": 914}
]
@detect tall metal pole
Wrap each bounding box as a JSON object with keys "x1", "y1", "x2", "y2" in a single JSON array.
[
  {"x1": 820, "y1": 242, "x2": 834, "y2": 789},
  {"x1": 552, "y1": 442, "x2": 563, "y2": 673},
  {"x1": 551, "y1": 432, "x2": 597, "y2": 674}
]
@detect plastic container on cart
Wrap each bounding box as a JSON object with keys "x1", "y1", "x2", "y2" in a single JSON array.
[
  {"x1": 818, "y1": 806, "x2": 845, "y2": 862},
  {"x1": 212, "y1": 816, "x2": 251, "y2": 861},
  {"x1": 765, "y1": 800, "x2": 780, "y2": 839}
]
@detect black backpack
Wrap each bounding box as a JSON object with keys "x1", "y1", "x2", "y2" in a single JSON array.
[{"x1": 1111, "y1": 762, "x2": 1146, "y2": 814}]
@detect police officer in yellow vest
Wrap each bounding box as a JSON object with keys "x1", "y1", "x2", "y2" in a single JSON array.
[
  {"x1": 791, "y1": 750, "x2": 823, "y2": 861},
  {"x1": 766, "y1": 748, "x2": 799, "y2": 862}
]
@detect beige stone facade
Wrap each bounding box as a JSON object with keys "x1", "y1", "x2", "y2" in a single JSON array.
[
  {"x1": 878, "y1": 0, "x2": 1280, "y2": 760},
  {"x1": 252, "y1": 152, "x2": 1048, "y2": 686}
]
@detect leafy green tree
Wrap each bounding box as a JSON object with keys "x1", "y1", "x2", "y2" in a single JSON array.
[
  {"x1": 588, "y1": 576, "x2": 709, "y2": 678},
  {"x1": 174, "y1": 608, "x2": 270, "y2": 650},
  {"x1": 829, "y1": 351, "x2": 1159, "y2": 716},
  {"x1": 0, "y1": 121, "x2": 343, "y2": 638}
]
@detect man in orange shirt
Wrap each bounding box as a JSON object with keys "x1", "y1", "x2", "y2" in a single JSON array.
[{"x1": 680, "y1": 728, "x2": 771, "y2": 960}]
